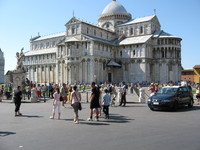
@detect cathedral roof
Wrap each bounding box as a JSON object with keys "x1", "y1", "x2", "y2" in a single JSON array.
[
  {"x1": 24, "y1": 48, "x2": 57, "y2": 56},
  {"x1": 33, "y1": 32, "x2": 65, "y2": 41},
  {"x1": 153, "y1": 30, "x2": 181, "y2": 39},
  {"x1": 118, "y1": 15, "x2": 156, "y2": 26},
  {"x1": 101, "y1": 0, "x2": 128, "y2": 15},
  {"x1": 119, "y1": 35, "x2": 152, "y2": 45}
]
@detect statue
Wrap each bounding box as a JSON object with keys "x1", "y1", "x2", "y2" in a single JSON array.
[{"x1": 15, "y1": 47, "x2": 25, "y2": 73}]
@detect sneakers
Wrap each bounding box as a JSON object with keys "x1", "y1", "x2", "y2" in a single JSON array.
[
  {"x1": 87, "y1": 117, "x2": 99, "y2": 121},
  {"x1": 49, "y1": 116, "x2": 54, "y2": 119},
  {"x1": 87, "y1": 118, "x2": 93, "y2": 121}
]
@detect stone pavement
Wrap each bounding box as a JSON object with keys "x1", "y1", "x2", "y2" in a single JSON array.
[{"x1": 1, "y1": 88, "x2": 200, "y2": 150}]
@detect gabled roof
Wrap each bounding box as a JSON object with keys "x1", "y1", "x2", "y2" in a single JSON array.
[
  {"x1": 34, "y1": 32, "x2": 65, "y2": 41},
  {"x1": 107, "y1": 60, "x2": 121, "y2": 67},
  {"x1": 194, "y1": 65, "x2": 200, "y2": 69},
  {"x1": 83, "y1": 34, "x2": 117, "y2": 46},
  {"x1": 153, "y1": 30, "x2": 181, "y2": 39},
  {"x1": 118, "y1": 15, "x2": 158, "y2": 26},
  {"x1": 65, "y1": 37, "x2": 80, "y2": 42},
  {"x1": 24, "y1": 48, "x2": 57, "y2": 56},
  {"x1": 119, "y1": 35, "x2": 152, "y2": 45}
]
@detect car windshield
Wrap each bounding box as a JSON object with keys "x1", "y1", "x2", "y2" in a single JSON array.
[{"x1": 156, "y1": 87, "x2": 178, "y2": 95}]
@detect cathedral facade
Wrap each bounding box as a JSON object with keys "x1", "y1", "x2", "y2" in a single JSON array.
[
  {"x1": 0, "y1": 48, "x2": 5, "y2": 83},
  {"x1": 23, "y1": 0, "x2": 182, "y2": 84}
]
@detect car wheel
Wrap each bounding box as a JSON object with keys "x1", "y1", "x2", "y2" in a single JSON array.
[
  {"x1": 172, "y1": 101, "x2": 178, "y2": 111},
  {"x1": 188, "y1": 99, "x2": 194, "y2": 108},
  {"x1": 150, "y1": 107, "x2": 154, "y2": 111}
]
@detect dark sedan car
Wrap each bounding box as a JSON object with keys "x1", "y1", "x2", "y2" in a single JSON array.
[{"x1": 147, "y1": 86, "x2": 194, "y2": 111}]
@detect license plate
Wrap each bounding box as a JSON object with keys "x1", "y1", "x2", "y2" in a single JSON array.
[{"x1": 153, "y1": 102, "x2": 159, "y2": 105}]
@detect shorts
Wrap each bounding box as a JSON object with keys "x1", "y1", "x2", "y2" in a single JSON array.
[{"x1": 90, "y1": 100, "x2": 100, "y2": 109}]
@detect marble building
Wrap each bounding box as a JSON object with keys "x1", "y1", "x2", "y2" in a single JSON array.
[
  {"x1": 0, "y1": 48, "x2": 5, "y2": 83},
  {"x1": 23, "y1": 0, "x2": 182, "y2": 84}
]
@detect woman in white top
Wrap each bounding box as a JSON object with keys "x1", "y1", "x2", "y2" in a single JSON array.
[
  {"x1": 70, "y1": 86, "x2": 81, "y2": 124},
  {"x1": 50, "y1": 88, "x2": 61, "y2": 120}
]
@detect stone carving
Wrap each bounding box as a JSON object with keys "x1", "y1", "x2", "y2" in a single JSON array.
[{"x1": 14, "y1": 47, "x2": 26, "y2": 73}]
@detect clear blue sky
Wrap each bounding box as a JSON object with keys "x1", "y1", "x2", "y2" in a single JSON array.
[{"x1": 0, "y1": 0, "x2": 200, "y2": 73}]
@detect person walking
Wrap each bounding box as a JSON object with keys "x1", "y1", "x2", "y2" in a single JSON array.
[
  {"x1": 70, "y1": 86, "x2": 81, "y2": 124},
  {"x1": 102, "y1": 89, "x2": 111, "y2": 119},
  {"x1": 119, "y1": 82, "x2": 127, "y2": 106},
  {"x1": 61, "y1": 83, "x2": 68, "y2": 107},
  {"x1": 14, "y1": 86, "x2": 23, "y2": 116},
  {"x1": 88, "y1": 82, "x2": 100, "y2": 121},
  {"x1": 50, "y1": 88, "x2": 61, "y2": 120},
  {"x1": 41, "y1": 85, "x2": 47, "y2": 102}
]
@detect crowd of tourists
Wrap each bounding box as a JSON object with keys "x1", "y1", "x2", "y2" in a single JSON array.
[{"x1": 1, "y1": 80, "x2": 200, "y2": 124}]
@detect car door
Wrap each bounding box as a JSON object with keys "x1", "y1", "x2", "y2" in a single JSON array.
[
  {"x1": 182, "y1": 87, "x2": 191, "y2": 104},
  {"x1": 177, "y1": 87, "x2": 186, "y2": 104},
  {"x1": 178, "y1": 87, "x2": 189, "y2": 104}
]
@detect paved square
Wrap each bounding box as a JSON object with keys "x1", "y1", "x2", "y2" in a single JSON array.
[{"x1": 1, "y1": 93, "x2": 200, "y2": 150}]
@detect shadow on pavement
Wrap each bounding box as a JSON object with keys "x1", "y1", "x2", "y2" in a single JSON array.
[
  {"x1": 79, "y1": 114, "x2": 134, "y2": 126},
  {"x1": 0, "y1": 131, "x2": 16, "y2": 137},
  {"x1": 176, "y1": 105, "x2": 200, "y2": 112},
  {"x1": 17, "y1": 115, "x2": 44, "y2": 118},
  {"x1": 102, "y1": 114, "x2": 134, "y2": 124}
]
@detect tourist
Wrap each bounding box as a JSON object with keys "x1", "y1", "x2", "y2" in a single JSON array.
[
  {"x1": 0, "y1": 85, "x2": 4, "y2": 102},
  {"x1": 70, "y1": 86, "x2": 81, "y2": 124},
  {"x1": 68, "y1": 85, "x2": 72, "y2": 103},
  {"x1": 48, "y1": 83, "x2": 54, "y2": 98},
  {"x1": 154, "y1": 83, "x2": 159, "y2": 92},
  {"x1": 196, "y1": 84, "x2": 200, "y2": 105},
  {"x1": 101, "y1": 89, "x2": 110, "y2": 119},
  {"x1": 117, "y1": 86, "x2": 122, "y2": 105},
  {"x1": 27, "y1": 85, "x2": 31, "y2": 100},
  {"x1": 148, "y1": 83, "x2": 155, "y2": 96},
  {"x1": 88, "y1": 82, "x2": 100, "y2": 121},
  {"x1": 61, "y1": 83, "x2": 68, "y2": 107},
  {"x1": 119, "y1": 82, "x2": 127, "y2": 106},
  {"x1": 36, "y1": 84, "x2": 41, "y2": 98},
  {"x1": 41, "y1": 85, "x2": 47, "y2": 102},
  {"x1": 50, "y1": 88, "x2": 61, "y2": 119},
  {"x1": 14, "y1": 86, "x2": 23, "y2": 116}
]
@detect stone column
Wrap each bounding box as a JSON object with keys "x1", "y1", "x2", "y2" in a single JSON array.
[
  {"x1": 56, "y1": 63, "x2": 59, "y2": 84},
  {"x1": 79, "y1": 62, "x2": 83, "y2": 83},
  {"x1": 90, "y1": 59, "x2": 94, "y2": 82}
]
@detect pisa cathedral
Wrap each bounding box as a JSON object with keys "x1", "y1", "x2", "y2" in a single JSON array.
[{"x1": 23, "y1": 0, "x2": 182, "y2": 84}]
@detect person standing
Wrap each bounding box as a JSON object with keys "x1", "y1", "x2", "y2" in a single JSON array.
[
  {"x1": 41, "y1": 85, "x2": 47, "y2": 102},
  {"x1": 70, "y1": 86, "x2": 81, "y2": 124},
  {"x1": 61, "y1": 83, "x2": 68, "y2": 107},
  {"x1": 50, "y1": 88, "x2": 61, "y2": 120},
  {"x1": 148, "y1": 83, "x2": 155, "y2": 96},
  {"x1": 14, "y1": 86, "x2": 23, "y2": 116},
  {"x1": 196, "y1": 84, "x2": 200, "y2": 105},
  {"x1": 48, "y1": 83, "x2": 54, "y2": 98},
  {"x1": 36, "y1": 84, "x2": 41, "y2": 98},
  {"x1": 119, "y1": 82, "x2": 127, "y2": 106},
  {"x1": 102, "y1": 89, "x2": 111, "y2": 119},
  {"x1": 88, "y1": 82, "x2": 100, "y2": 121},
  {"x1": 27, "y1": 85, "x2": 31, "y2": 100}
]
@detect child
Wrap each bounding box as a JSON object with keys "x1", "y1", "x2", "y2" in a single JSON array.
[{"x1": 102, "y1": 89, "x2": 110, "y2": 119}]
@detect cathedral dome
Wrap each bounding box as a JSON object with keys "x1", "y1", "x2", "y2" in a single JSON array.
[
  {"x1": 98, "y1": 0, "x2": 131, "y2": 31},
  {"x1": 101, "y1": 0, "x2": 128, "y2": 16}
]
